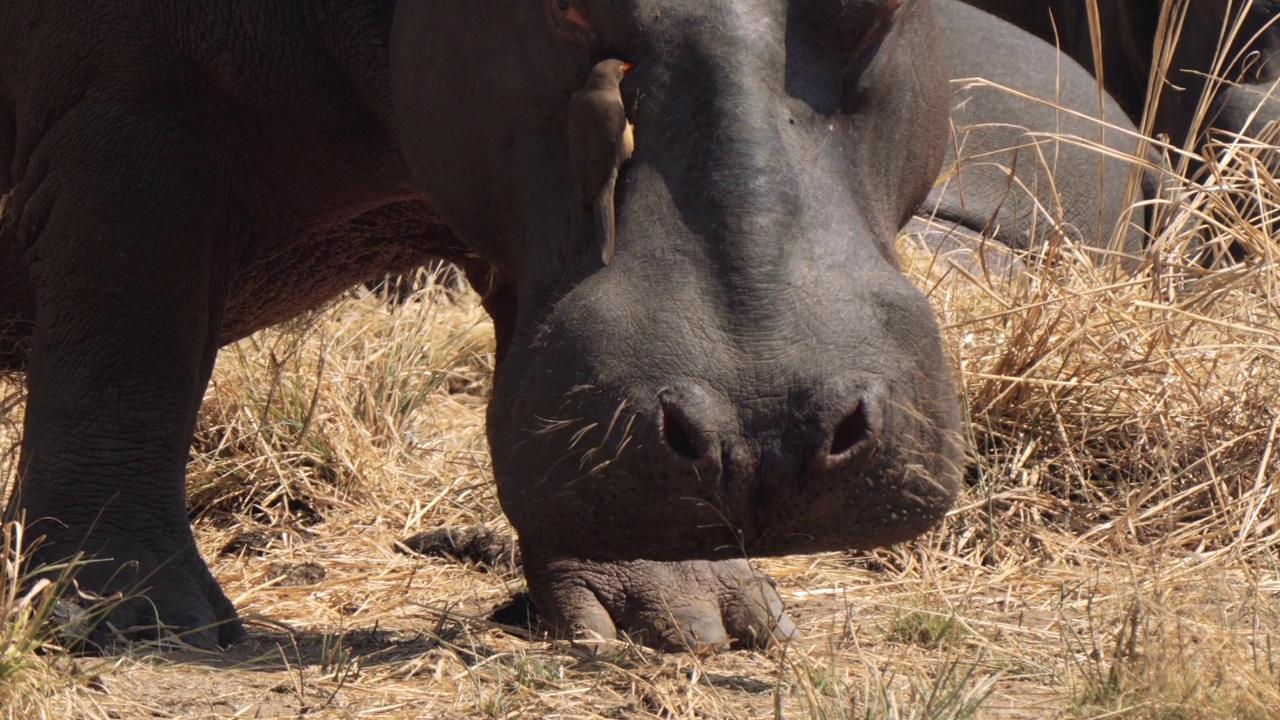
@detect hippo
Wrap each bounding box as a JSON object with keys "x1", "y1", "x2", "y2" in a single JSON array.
[
  {"x1": 961, "y1": 0, "x2": 1280, "y2": 152},
  {"x1": 910, "y1": 0, "x2": 1162, "y2": 269},
  {"x1": 0, "y1": 0, "x2": 963, "y2": 651}
]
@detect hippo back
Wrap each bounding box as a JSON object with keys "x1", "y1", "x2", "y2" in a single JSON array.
[{"x1": 912, "y1": 0, "x2": 1160, "y2": 266}]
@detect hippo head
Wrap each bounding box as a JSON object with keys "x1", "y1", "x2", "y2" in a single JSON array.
[{"x1": 390, "y1": 0, "x2": 960, "y2": 561}]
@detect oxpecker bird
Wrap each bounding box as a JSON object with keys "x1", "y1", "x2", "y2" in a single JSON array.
[{"x1": 568, "y1": 58, "x2": 633, "y2": 266}]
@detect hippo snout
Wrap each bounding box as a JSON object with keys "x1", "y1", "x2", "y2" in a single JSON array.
[
  {"x1": 643, "y1": 377, "x2": 956, "y2": 556},
  {"x1": 655, "y1": 383, "x2": 877, "y2": 469},
  {"x1": 486, "y1": 273, "x2": 963, "y2": 562}
]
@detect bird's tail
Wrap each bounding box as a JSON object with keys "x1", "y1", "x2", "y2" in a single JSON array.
[{"x1": 592, "y1": 171, "x2": 619, "y2": 265}]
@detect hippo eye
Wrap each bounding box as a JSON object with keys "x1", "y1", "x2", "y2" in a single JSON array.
[
  {"x1": 829, "y1": 0, "x2": 901, "y2": 58},
  {"x1": 548, "y1": 0, "x2": 597, "y2": 47},
  {"x1": 833, "y1": 1, "x2": 902, "y2": 112}
]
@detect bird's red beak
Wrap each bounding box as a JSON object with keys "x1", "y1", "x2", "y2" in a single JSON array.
[{"x1": 622, "y1": 62, "x2": 635, "y2": 72}]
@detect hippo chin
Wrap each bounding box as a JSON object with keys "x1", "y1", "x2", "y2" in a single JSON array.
[{"x1": 0, "y1": 0, "x2": 961, "y2": 651}]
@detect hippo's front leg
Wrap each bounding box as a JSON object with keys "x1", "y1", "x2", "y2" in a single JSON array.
[
  {"x1": 5, "y1": 100, "x2": 242, "y2": 647},
  {"x1": 523, "y1": 550, "x2": 794, "y2": 652}
]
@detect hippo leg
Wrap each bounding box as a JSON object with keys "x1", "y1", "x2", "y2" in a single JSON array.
[
  {"x1": 6, "y1": 102, "x2": 241, "y2": 648},
  {"x1": 523, "y1": 552, "x2": 793, "y2": 652}
]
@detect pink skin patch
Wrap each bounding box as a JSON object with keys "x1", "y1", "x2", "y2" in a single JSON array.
[
  {"x1": 562, "y1": 5, "x2": 591, "y2": 33},
  {"x1": 548, "y1": 0, "x2": 597, "y2": 46}
]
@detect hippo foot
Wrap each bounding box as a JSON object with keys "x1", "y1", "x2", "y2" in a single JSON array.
[
  {"x1": 25, "y1": 533, "x2": 244, "y2": 651},
  {"x1": 523, "y1": 553, "x2": 795, "y2": 653}
]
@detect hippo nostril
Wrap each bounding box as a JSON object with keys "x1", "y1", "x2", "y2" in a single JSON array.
[
  {"x1": 829, "y1": 402, "x2": 870, "y2": 456},
  {"x1": 662, "y1": 404, "x2": 701, "y2": 461}
]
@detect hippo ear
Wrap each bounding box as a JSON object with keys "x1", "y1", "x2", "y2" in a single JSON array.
[{"x1": 547, "y1": 0, "x2": 598, "y2": 47}]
